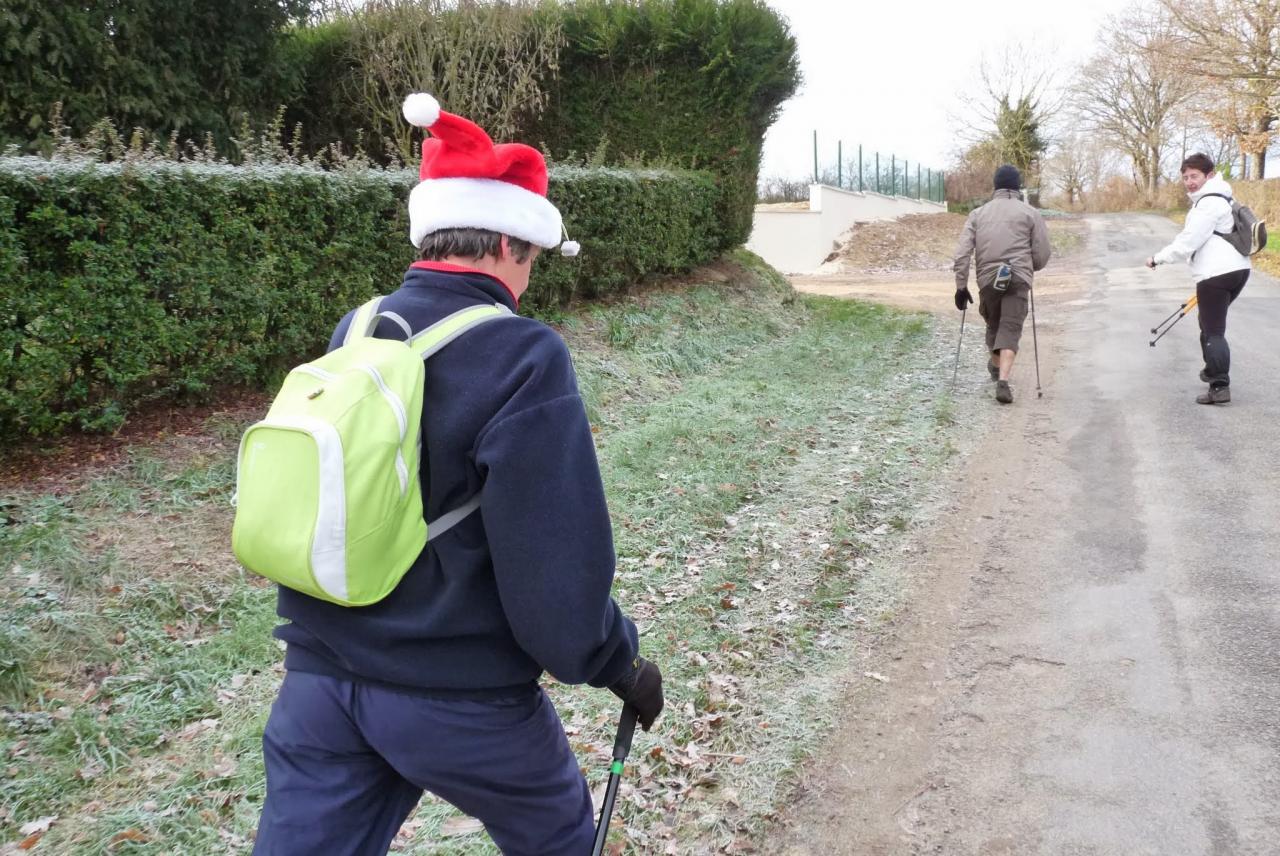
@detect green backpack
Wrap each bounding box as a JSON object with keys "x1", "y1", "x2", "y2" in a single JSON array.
[{"x1": 231, "y1": 296, "x2": 510, "y2": 606}]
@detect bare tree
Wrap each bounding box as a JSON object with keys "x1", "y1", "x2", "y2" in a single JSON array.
[
  {"x1": 1073, "y1": 7, "x2": 1194, "y2": 203},
  {"x1": 1044, "y1": 134, "x2": 1089, "y2": 207},
  {"x1": 945, "y1": 138, "x2": 1003, "y2": 204},
  {"x1": 1169, "y1": 91, "x2": 1241, "y2": 171},
  {"x1": 1158, "y1": 0, "x2": 1280, "y2": 178},
  {"x1": 1042, "y1": 130, "x2": 1122, "y2": 209},
  {"x1": 952, "y1": 44, "x2": 1064, "y2": 184}
]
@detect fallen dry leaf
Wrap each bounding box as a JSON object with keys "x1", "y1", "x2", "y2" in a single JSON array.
[
  {"x1": 439, "y1": 816, "x2": 484, "y2": 838},
  {"x1": 18, "y1": 817, "x2": 57, "y2": 836},
  {"x1": 109, "y1": 829, "x2": 149, "y2": 848}
]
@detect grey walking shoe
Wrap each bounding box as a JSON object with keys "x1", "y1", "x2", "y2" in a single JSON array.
[
  {"x1": 1195, "y1": 386, "x2": 1230, "y2": 405},
  {"x1": 995, "y1": 380, "x2": 1014, "y2": 404}
]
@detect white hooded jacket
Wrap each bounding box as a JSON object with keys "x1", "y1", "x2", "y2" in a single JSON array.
[{"x1": 1153, "y1": 174, "x2": 1250, "y2": 280}]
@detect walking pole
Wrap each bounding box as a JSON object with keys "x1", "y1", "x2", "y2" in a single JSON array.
[
  {"x1": 590, "y1": 705, "x2": 639, "y2": 856},
  {"x1": 1151, "y1": 302, "x2": 1187, "y2": 335},
  {"x1": 1149, "y1": 295, "x2": 1198, "y2": 347},
  {"x1": 1028, "y1": 285, "x2": 1043, "y2": 398},
  {"x1": 952, "y1": 307, "x2": 967, "y2": 385}
]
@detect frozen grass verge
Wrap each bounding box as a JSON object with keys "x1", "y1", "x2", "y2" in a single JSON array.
[{"x1": 0, "y1": 252, "x2": 983, "y2": 853}]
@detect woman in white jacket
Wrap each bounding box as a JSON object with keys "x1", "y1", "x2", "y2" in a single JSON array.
[{"x1": 1146, "y1": 152, "x2": 1250, "y2": 405}]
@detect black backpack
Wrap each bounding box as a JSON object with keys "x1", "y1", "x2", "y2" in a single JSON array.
[{"x1": 1196, "y1": 192, "x2": 1268, "y2": 255}]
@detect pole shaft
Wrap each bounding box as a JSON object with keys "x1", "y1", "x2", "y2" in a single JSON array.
[
  {"x1": 1029, "y1": 286, "x2": 1042, "y2": 395},
  {"x1": 591, "y1": 774, "x2": 623, "y2": 855},
  {"x1": 813, "y1": 130, "x2": 818, "y2": 183}
]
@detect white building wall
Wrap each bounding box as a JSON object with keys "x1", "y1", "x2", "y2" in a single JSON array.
[{"x1": 746, "y1": 183, "x2": 947, "y2": 274}]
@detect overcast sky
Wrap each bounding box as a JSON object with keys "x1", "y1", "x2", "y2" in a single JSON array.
[{"x1": 758, "y1": 0, "x2": 1136, "y2": 180}]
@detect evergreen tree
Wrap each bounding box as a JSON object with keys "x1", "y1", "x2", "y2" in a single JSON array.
[{"x1": 0, "y1": 0, "x2": 314, "y2": 152}]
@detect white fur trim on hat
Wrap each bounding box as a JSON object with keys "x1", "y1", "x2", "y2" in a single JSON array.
[
  {"x1": 402, "y1": 93, "x2": 441, "y2": 128},
  {"x1": 408, "y1": 177, "x2": 563, "y2": 249}
]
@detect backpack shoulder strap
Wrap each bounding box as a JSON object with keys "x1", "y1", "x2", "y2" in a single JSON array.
[
  {"x1": 410, "y1": 303, "x2": 512, "y2": 361},
  {"x1": 1195, "y1": 192, "x2": 1232, "y2": 207},
  {"x1": 342, "y1": 297, "x2": 384, "y2": 345},
  {"x1": 413, "y1": 303, "x2": 513, "y2": 540},
  {"x1": 342, "y1": 297, "x2": 414, "y2": 345}
]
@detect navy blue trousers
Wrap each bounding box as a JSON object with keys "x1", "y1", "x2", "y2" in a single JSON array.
[{"x1": 252, "y1": 671, "x2": 595, "y2": 856}]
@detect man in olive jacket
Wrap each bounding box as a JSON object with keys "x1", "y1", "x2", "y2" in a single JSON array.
[{"x1": 952, "y1": 165, "x2": 1052, "y2": 403}]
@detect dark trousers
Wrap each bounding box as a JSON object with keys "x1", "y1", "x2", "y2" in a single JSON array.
[
  {"x1": 253, "y1": 671, "x2": 595, "y2": 856},
  {"x1": 1197, "y1": 268, "x2": 1249, "y2": 388}
]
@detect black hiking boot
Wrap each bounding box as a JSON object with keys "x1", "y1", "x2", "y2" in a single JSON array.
[
  {"x1": 1195, "y1": 386, "x2": 1230, "y2": 405},
  {"x1": 995, "y1": 380, "x2": 1014, "y2": 404}
]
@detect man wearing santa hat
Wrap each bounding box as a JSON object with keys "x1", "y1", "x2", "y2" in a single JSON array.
[{"x1": 252, "y1": 94, "x2": 664, "y2": 856}]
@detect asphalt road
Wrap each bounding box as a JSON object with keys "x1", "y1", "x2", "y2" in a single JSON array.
[{"x1": 776, "y1": 213, "x2": 1280, "y2": 855}]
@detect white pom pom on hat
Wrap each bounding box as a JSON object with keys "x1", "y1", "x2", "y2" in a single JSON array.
[
  {"x1": 559, "y1": 240, "x2": 581, "y2": 257},
  {"x1": 402, "y1": 93, "x2": 441, "y2": 128}
]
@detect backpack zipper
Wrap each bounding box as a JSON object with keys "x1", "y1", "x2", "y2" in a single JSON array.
[{"x1": 357, "y1": 363, "x2": 410, "y2": 496}]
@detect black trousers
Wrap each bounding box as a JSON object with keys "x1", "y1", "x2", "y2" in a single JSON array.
[{"x1": 1197, "y1": 268, "x2": 1249, "y2": 388}]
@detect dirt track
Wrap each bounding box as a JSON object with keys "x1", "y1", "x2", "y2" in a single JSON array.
[{"x1": 774, "y1": 214, "x2": 1280, "y2": 855}]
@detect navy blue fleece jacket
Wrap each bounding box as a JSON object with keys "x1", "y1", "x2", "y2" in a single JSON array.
[{"x1": 274, "y1": 263, "x2": 639, "y2": 698}]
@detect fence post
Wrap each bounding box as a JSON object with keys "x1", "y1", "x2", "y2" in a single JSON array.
[
  {"x1": 927, "y1": 168, "x2": 932, "y2": 202},
  {"x1": 837, "y1": 140, "x2": 843, "y2": 188},
  {"x1": 875, "y1": 152, "x2": 880, "y2": 193},
  {"x1": 891, "y1": 155, "x2": 896, "y2": 195},
  {"x1": 812, "y1": 131, "x2": 818, "y2": 183},
  {"x1": 858, "y1": 144, "x2": 864, "y2": 191}
]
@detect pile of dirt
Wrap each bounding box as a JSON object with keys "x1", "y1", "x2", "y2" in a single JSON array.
[{"x1": 818, "y1": 212, "x2": 969, "y2": 275}]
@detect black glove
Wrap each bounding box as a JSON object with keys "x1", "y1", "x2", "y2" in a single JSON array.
[
  {"x1": 955, "y1": 287, "x2": 974, "y2": 311},
  {"x1": 608, "y1": 656, "x2": 664, "y2": 731}
]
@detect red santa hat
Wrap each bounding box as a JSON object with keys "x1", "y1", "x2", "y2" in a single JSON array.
[{"x1": 402, "y1": 93, "x2": 578, "y2": 256}]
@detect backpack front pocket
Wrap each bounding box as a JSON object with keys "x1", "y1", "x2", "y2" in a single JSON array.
[{"x1": 232, "y1": 416, "x2": 348, "y2": 601}]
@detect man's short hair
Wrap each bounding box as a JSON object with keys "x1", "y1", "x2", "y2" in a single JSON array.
[
  {"x1": 1180, "y1": 153, "x2": 1215, "y2": 175},
  {"x1": 417, "y1": 228, "x2": 534, "y2": 264}
]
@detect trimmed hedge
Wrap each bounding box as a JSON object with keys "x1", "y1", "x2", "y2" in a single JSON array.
[
  {"x1": 531, "y1": 0, "x2": 801, "y2": 249},
  {"x1": 0, "y1": 158, "x2": 719, "y2": 440},
  {"x1": 284, "y1": 0, "x2": 800, "y2": 251}
]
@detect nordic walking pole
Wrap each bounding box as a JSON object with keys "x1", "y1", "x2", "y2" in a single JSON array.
[
  {"x1": 952, "y1": 307, "x2": 967, "y2": 385},
  {"x1": 1150, "y1": 294, "x2": 1197, "y2": 335},
  {"x1": 1028, "y1": 285, "x2": 1043, "y2": 398},
  {"x1": 1149, "y1": 295, "x2": 1198, "y2": 347},
  {"x1": 1157, "y1": 294, "x2": 1192, "y2": 332},
  {"x1": 591, "y1": 705, "x2": 639, "y2": 856}
]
